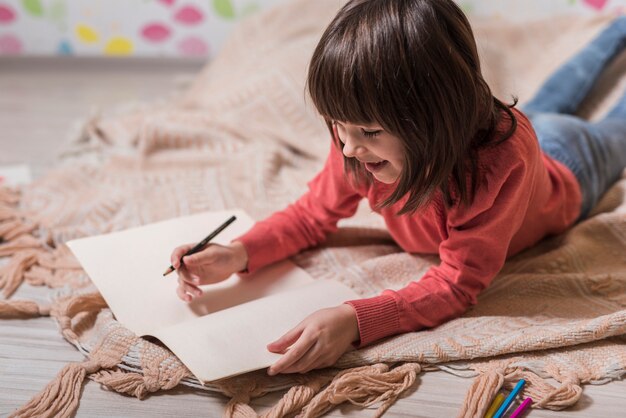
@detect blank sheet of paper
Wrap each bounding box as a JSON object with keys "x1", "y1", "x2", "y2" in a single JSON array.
[
  {"x1": 152, "y1": 280, "x2": 359, "y2": 383},
  {"x1": 67, "y1": 209, "x2": 360, "y2": 382},
  {"x1": 67, "y1": 210, "x2": 314, "y2": 336}
]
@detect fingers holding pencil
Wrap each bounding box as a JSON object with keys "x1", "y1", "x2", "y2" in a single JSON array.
[
  {"x1": 169, "y1": 241, "x2": 250, "y2": 302},
  {"x1": 164, "y1": 215, "x2": 237, "y2": 277},
  {"x1": 171, "y1": 243, "x2": 195, "y2": 269},
  {"x1": 167, "y1": 215, "x2": 246, "y2": 303},
  {"x1": 177, "y1": 268, "x2": 203, "y2": 302}
]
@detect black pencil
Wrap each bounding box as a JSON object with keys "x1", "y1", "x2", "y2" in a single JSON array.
[{"x1": 162, "y1": 215, "x2": 237, "y2": 277}]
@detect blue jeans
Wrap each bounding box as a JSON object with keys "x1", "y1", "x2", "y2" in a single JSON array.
[{"x1": 522, "y1": 17, "x2": 626, "y2": 219}]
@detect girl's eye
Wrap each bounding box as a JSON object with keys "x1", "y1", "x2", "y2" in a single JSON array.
[{"x1": 361, "y1": 129, "x2": 382, "y2": 138}]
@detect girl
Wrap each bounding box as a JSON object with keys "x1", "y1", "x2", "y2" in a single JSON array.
[{"x1": 170, "y1": 0, "x2": 626, "y2": 376}]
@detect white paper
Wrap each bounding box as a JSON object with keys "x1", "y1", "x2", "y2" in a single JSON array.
[
  {"x1": 67, "y1": 210, "x2": 359, "y2": 382},
  {"x1": 153, "y1": 280, "x2": 359, "y2": 383}
]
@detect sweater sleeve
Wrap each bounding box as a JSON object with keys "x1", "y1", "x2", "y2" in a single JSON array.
[
  {"x1": 346, "y1": 156, "x2": 534, "y2": 347},
  {"x1": 235, "y1": 143, "x2": 363, "y2": 273}
]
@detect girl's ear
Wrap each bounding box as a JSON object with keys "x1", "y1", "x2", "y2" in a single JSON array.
[{"x1": 332, "y1": 122, "x2": 342, "y2": 145}]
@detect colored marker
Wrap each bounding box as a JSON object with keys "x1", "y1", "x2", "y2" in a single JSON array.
[
  {"x1": 484, "y1": 392, "x2": 505, "y2": 418},
  {"x1": 493, "y1": 379, "x2": 526, "y2": 418},
  {"x1": 509, "y1": 397, "x2": 533, "y2": 418}
]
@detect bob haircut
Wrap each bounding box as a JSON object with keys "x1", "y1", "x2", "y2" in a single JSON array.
[{"x1": 307, "y1": 0, "x2": 517, "y2": 214}]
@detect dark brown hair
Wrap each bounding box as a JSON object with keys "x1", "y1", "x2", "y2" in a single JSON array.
[{"x1": 307, "y1": 0, "x2": 517, "y2": 214}]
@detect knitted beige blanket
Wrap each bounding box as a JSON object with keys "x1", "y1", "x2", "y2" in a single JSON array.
[{"x1": 1, "y1": 1, "x2": 625, "y2": 417}]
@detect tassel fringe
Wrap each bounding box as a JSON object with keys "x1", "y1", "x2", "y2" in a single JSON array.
[
  {"x1": 52, "y1": 292, "x2": 108, "y2": 342},
  {"x1": 9, "y1": 305, "x2": 138, "y2": 418},
  {"x1": 222, "y1": 379, "x2": 262, "y2": 418},
  {"x1": 458, "y1": 367, "x2": 584, "y2": 417},
  {"x1": 457, "y1": 368, "x2": 506, "y2": 418},
  {"x1": 0, "y1": 219, "x2": 38, "y2": 242},
  {"x1": 262, "y1": 373, "x2": 335, "y2": 418},
  {"x1": 301, "y1": 363, "x2": 422, "y2": 418},
  {"x1": 0, "y1": 250, "x2": 40, "y2": 298},
  {"x1": 215, "y1": 363, "x2": 423, "y2": 418},
  {"x1": 91, "y1": 368, "x2": 151, "y2": 399},
  {"x1": 0, "y1": 299, "x2": 50, "y2": 318},
  {"x1": 521, "y1": 372, "x2": 582, "y2": 409},
  {"x1": 90, "y1": 358, "x2": 189, "y2": 400},
  {"x1": 0, "y1": 188, "x2": 80, "y2": 300},
  {"x1": 0, "y1": 186, "x2": 20, "y2": 205},
  {"x1": 9, "y1": 360, "x2": 101, "y2": 418},
  {"x1": 0, "y1": 235, "x2": 43, "y2": 257}
]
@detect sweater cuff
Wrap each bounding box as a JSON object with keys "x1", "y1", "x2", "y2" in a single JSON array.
[
  {"x1": 232, "y1": 228, "x2": 275, "y2": 274},
  {"x1": 345, "y1": 294, "x2": 400, "y2": 347}
]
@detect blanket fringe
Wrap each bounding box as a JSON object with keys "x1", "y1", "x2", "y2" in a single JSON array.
[
  {"x1": 0, "y1": 187, "x2": 37, "y2": 246},
  {"x1": 225, "y1": 400, "x2": 257, "y2": 418},
  {"x1": 0, "y1": 205, "x2": 16, "y2": 222},
  {"x1": 0, "y1": 239, "x2": 83, "y2": 298},
  {"x1": 221, "y1": 379, "x2": 264, "y2": 418},
  {"x1": 0, "y1": 186, "x2": 79, "y2": 300},
  {"x1": 0, "y1": 218, "x2": 38, "y2": 242},
  {"x1": 0, "y1": 235, "x2": 43, "y2": 257},
  {"x1": 9, "y1": 360, "x2": 101, "y2": 418},
  {"x1": 36, "y1": 245, "x2": 82, "y2": 270},
  {"x1": 10, "y1": 302, "x2": 137, "y2": 418},
  {"x1": 262, "y1": 373, "x2": 336, "y2": 418},
  {"x1": 456, "y1": 368, "x2": 505, "y2": 418},
  {"x1": 520, "y1": 372, "x2": 582, "y2": 410},
  {"x1": 0, "y1": 250, "x2": 41, "y2": 298},
  {"x1": 52, "y1": 292, "x2": 108, "y2": 342},
  {"x1": 300, "y1": 363, "x2": 422, "y2": 418},
  {"x1": 0, "y1": 299, "x2": 50, "y2": 318},
  {"x1": 91, "y1": 368, "x2": 151, "y2": 399},
  {"x1": 23, "y1": 265, "x2": 52, "y2": 286},
  {"x1": 457, "y1": 367, "x2": 583, "y2": 417},
  {"x1": 90, "y1": 355, "x2": 189, "y2": 400},
  {"x1": 0, "y1": 186, "x2": 20, "y2": 206}
]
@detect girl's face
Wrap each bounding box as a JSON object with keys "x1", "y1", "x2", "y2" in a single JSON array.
[{"x1": 333, "y1": 121, "x2": 405, "y2": 184}]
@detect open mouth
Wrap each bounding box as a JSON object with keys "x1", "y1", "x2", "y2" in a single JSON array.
[{"x1": 364, "y1": 160, "x2": 388, "y2": 172}]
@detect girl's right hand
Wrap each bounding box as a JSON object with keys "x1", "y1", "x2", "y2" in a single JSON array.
[{"x1": 171, "y1": 240, "x2": 249, "y2": 302}]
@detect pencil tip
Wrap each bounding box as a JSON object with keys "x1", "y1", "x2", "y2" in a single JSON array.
[{"x1": 163, "y1": 266, "x2": 174, "y2": 276}]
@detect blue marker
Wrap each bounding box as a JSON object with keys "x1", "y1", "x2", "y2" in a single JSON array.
[{"x1": 493, "y1": 379, "x2": 526, "y2": 418}]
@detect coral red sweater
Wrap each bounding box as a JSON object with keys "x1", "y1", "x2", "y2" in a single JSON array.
[{"x1": 236, "y1": 109, "x2": 582, "y2": 347}]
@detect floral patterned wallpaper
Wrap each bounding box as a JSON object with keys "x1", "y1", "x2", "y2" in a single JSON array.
[
  {"x1": 0, "y1": 0, "x2": 624, "y2": 57},
  {"x1": 0, "y1": 0, "x2": 287, "y2": 57}
]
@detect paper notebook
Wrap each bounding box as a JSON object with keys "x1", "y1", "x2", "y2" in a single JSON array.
[{"x1": 67, "y1": 210, "x2": 359, "y2": 383}]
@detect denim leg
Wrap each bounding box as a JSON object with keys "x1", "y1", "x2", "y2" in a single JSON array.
[
  {"x1": 604, "y1": 85, "x2": 626, "y2": 119},
  {"x1": 523, "y1": 16, "x2": 626, "y2": 115},
  {"x1": 528, "y1": 112, "x2": 626, "y2": 219}
]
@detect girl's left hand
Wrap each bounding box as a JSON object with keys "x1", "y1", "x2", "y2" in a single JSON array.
[{"x1": 266, "y1": 304, "x2": 360, "y2": 375}]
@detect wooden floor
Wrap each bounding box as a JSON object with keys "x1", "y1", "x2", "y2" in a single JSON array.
[{"x1": 1, "y1": 57, "x2": 625, "y2": 418}]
